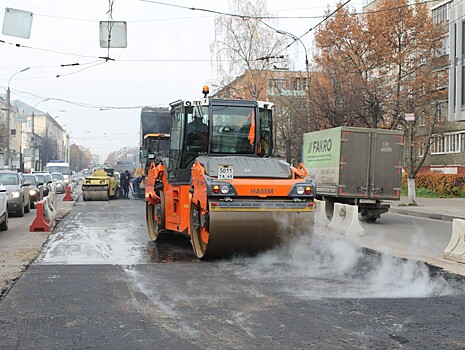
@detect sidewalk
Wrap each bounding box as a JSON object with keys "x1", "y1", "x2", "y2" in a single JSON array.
[
  {"x1": 0, "y1": 189, "x2": 79, "y2": 298},
  {"x1": 388, "y1": 196, "x2": 465, "y2": 222}
]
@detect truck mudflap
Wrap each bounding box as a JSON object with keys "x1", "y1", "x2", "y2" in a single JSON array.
[{"x1": 190, "y1": 199, "x2": 315, "y2": 259}]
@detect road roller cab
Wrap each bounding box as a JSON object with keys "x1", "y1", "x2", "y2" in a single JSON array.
[
  {"x1": 145, "y1": 87, "x2": 316, "y2": 259},
  {"x1": 82, "y1": 166, "x2": 120, "y2": 201}
]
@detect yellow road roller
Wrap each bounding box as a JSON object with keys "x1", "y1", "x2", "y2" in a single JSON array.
[{"x1": 82, "y1": 166, "x2": 120, "y2": 201}]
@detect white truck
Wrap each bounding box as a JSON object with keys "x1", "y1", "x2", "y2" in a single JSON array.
[{"x1": 302, "y1": 126, "x2": 404, "y2": 222}]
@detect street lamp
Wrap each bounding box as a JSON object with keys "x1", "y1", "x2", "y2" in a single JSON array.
[
  {"x1": 31, "y1": 98, "x2": 50, "y2": 171},
  {"x1": 5, "y1": 67, "x2": 30, "y2": 167},
  {"x1": 276, "y1": 30, "x2": 311, "y2": 126}
]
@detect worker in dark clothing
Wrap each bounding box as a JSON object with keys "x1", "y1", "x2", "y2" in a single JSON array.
[
  {"x1": 259, "y1": 130, "x2": 270, "y2": 157},
  {"x1": 186, "y1": 115, "x2": 208, "y2": 150},
  {"x1": 121, "y1": 170, "x2": 130, "y2": 199},
  {"x1": 182, "y1": 115, "x2": 209, "y2": 168},
  {"x1": 119, "y1": 171, "x2": 126, "y2": 198},
  {"x1": 132, "y1": 175, "x2": 145, "y2": 197}
]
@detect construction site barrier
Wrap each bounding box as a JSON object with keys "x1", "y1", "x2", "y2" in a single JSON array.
[
  {"x1": 314, "y1": 199, "x2": 330, "y2": 227},
  {"x1": 29, "y1": 196, "x2": 56, "y2": 232},
  {"x1": 49, "y1": 190, "x2": 57, "y2": 208},
  {"x1": 63, "y1": 185, "x2": 75, "y2": 201},
  {"x1": 443, "y1": 219, "x2": 465, "y2": 264},
  {"x1": 327, "y1": 203, "x2": 365, "y2": 237},
  {"x1": 44, "y1": 195, "x2": 57, "y2": 222},
  {"x1": 327, "y1": 203, "x2": 346, "y2": 232}
]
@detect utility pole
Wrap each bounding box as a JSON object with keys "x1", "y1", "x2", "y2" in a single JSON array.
[
  {"x1": 6, "y1": 67, "x2": 30, "y2": 168},
  {"x1": 276, "y1": 30, "x2": 311, "y2": 127},
  {"x1": 5, "y1": 87, "x2": 11, "y2": 167}
]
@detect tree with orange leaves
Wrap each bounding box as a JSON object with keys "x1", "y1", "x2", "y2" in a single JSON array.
[{"x1": 314, "y1": 0, "x2": 446, "y2": 204}]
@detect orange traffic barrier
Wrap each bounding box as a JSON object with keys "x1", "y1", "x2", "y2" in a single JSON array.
[
  {"x1": 29, "y1": 201, "x2": 53, "y2": 232},
  {"x1": 63, "y1": 185, "x2": 75, "y2": 201}
]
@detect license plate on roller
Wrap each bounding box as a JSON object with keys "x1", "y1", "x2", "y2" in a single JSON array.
[{"x1": 218, "y1": 165, "x2": 233, "y2": 180}]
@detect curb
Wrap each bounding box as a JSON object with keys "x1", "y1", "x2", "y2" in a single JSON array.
[{"x1": 389, "y1": 207, "x2": 465, "y2": 222}]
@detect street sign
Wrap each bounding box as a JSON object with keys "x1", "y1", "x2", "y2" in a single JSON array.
[
  {"x1": 405, "y1": 113, "x2": 415, "y2": 122},
  {"x1": 2, "y1": 8, "x2": 33, "y2": 39},
  {"x1": 99, "y1": 21, "x2": 127, "y2": 48}
]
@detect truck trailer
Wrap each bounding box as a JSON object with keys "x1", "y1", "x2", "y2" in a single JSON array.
[{"x1": 302, "y1": 126, "x2": 404, "y2": 222}]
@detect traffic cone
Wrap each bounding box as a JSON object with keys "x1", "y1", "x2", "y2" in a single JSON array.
[
  {"x1": 63, "y1": 185, "x2": 75, "y2": 201},
  {"x1": 30, "y1": 201, "x2": 53, "y2": 232}
]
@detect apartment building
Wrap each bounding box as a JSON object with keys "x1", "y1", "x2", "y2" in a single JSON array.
[
  {"x1": 363, "y1": 0, "x2": 465, "y2": 174},
  {"x1": 14, "y1": 100, "x2": 69, "y2": 172}
]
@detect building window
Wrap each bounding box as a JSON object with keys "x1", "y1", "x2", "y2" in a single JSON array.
[
  {"x1": 462, "y1": 66, "x2": 465, "y2": 109},
  {"x1": 431, "y1": 133, "x2": 463, "y2": 154},
  {"x1": 432, "y1": 3, "x2": 450, "y2": 24},
  {"x1": 291, "y1": 78, "x2": 307, "y2": 91},
  {"x1": 436, "y1": 101, "x2": 447, "y2": 118},
  {"x1": 268, "y1": 78, "x2": 285, "y2": 95},
  {"x1": 419, "y1": 143, "x2": 425, "y2": 158},
  {"x1": 434, "y1": 68, "x2": 448, "y2": 90}
]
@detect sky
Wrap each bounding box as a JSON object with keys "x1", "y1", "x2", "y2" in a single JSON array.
[{"x1": 0, "y1": 0, "x2": 363, "y2": 161}]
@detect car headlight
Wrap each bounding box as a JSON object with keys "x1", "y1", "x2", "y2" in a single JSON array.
[
  {"x1": 10, "y1": 191, "x2": 20, "y2": 198},
  {"x1": 29, "y1": 189, "x2": 38, "y2": 196},
  {"x1": 208, "y1": 181, "x2": 237, "y2": 196},
  {"x1": 296, "y1": 186, "x2": 305, "y2": 195}
]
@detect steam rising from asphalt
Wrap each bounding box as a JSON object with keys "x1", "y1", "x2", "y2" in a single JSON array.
[{"x1": 220, "y1": 234, "x2": 462, "y2": 299}]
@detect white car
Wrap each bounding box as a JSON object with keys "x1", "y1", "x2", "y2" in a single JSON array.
[
  {"x1": 51, "y1": 172, "x2": 66, "y2": 194},
  {"x1": 0, "y1": 184, "x2": 8, "y2": 231}
]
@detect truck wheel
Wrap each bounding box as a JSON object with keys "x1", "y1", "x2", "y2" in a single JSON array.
[{"x1": 361, "y1": 211, "x2": 378, "y2": 223}]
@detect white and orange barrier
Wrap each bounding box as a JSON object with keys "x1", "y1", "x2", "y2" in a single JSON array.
[
  {"x1": 29, "y1": 195, "x2": 57, "y2": 232},
  {"x1": 444, "y1": 219, "x2": 465, "y2": 264}
]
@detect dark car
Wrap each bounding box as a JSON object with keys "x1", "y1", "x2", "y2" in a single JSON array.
[
  {"x1": 0, "y1": 170, "x2": 31, "y2": 217},
  {"x1": 33, "y1": 172, "x2": 54, "y2": 197},
  {"x1": 24, "y1": 174, "x2": 45, "y2": 208}
]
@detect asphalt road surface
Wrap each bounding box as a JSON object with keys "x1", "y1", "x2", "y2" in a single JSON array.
[{"x1": 1, "y1": 198, "x2": 465, "y2": 349}]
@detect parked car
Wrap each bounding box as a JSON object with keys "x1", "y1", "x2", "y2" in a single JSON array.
[
  {"x1": 0, "y1": 184, "x2": 8, "y2": 231},
  {"x1": 33, "y1": 172, "x2": 55, "y2": 196},
  {"x1": 0, "y1": 170, "x2": 31, "y2": 217},
  {"x1": 51, "y1": 172, "x2": 66, "y2": 194},
  {"x1": 73, "y1": 172, "x2": 85, "y2": 185},
  {"x1": 24, "y1": 174, "x2": 45, "y2": 208}
]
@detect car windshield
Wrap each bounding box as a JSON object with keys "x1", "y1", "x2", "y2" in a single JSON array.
[
  {"x1": 0, "y1": 173, "x2": 19, "y2": 185},
  {"x1": 52, "y1": 173, "x2": 63, "y2": 180},
  {"x1": 24, "y1": 175, "x2": 37, "y2": 185},
  {"x1": 35, "y1": 174, "x2": 46, "y2": 183}
]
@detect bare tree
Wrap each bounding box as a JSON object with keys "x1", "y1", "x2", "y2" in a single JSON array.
[{"x1": 211, "y1": 0, "x2": 288, "y2": 100}]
